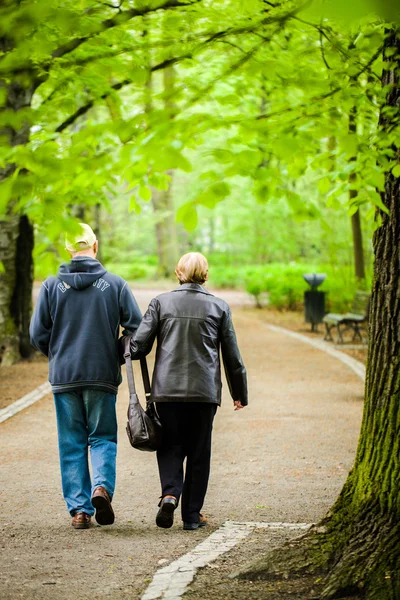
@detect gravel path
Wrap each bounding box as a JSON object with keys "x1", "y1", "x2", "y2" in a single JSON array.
[{"x1": 0, "y1": 301, "x2": 364, "y2": 600}]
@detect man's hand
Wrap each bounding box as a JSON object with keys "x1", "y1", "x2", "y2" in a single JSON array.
[{"x1": 233, "y1": 400, "x2": 245, "y2": 411}]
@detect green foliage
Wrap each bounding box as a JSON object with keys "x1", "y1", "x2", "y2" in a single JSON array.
[
  {"x1": 0, "y1": 0, "x2": 397, "y2": 288},
  {"x1": 209, "y1": 261, "x2": 371, "y2": 312},
  {"x1": 104, "y1": 262, "x2": 155, "y2": 281},
  {"x1": 209, "y1": 266, "x2": 243, "y2": 289}
]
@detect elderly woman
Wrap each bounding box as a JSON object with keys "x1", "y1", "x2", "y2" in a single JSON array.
[{"x1": 128, "y1": 252, "x2": 247, "y2": 530}]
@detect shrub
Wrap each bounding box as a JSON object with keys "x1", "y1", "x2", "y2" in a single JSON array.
[
  {"x1": 227, "y1": 262, "x2": 371, "y2": 312},
  {"x1": 209, "y1": 266, "x2": 244, "y2": 289},
  {"x1": 105, "y1": 262, "x2": 155, "y2": 280},
  {"x1": 244, "y1": 275, "x2": 264, "y2": 308}
]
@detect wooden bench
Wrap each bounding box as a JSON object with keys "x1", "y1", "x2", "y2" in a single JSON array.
[{"x1": 323, "y1": 291, "x2": 370, "y2": 344}]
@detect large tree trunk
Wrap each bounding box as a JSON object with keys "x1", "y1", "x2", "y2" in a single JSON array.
[
  {"x1": 0, "y1": 79, "x2": 35, "y2": 365},
  {"x1": 235, "y1": 29, "x2": 400, "y2": 600},
  {"x1": 10, "y1": 216, "x2": 34, "y2": 359},
  {"x1": 0, "y1": 215, "x2": 20, "y2": 365}
]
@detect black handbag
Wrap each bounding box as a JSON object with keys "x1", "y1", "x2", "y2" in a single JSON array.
[{"x1": 124, "y1": 339, "x2": 162, "y2": 452}]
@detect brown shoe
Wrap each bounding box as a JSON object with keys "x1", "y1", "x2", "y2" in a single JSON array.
[
  {"x1": 91, "y1": 486, "x2": 115, "y2": 525},
  {"x1": 71, "y1": 512, "x2": 91, "y2": 529}
]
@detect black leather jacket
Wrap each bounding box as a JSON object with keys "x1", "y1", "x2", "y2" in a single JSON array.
[{"x1": 129, "y1": 284, "x2": 247, "y2": 406}]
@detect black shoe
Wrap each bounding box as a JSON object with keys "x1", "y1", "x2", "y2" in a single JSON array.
[
  {"x1": 183, "y1": 516, "x2": 207, "y2": 531},
  {"x1": 156, "y1": 497, "x2": 177, "y2": 529}
]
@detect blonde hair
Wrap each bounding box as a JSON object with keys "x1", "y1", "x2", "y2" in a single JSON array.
[{"x1": 175, "y1": 252, "x2": 209, "y2": 285}]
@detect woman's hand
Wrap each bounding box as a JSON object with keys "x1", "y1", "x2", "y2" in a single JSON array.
[{"x1": 233, "y1": 400, "x2": 245, "y2": 411}]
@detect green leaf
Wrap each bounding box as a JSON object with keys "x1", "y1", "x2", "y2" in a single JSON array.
[
  {"x1": 211, "y1": 150, "x2": 234, "y2": 164},
  {"x1": 340, "y1": 135, "x2": 358, "y2": 157},
  {"x1": 195, "y1": 182, "x2": 230, "y2": 209},
  {"x1": 253, "y1": 182, "x2": 270, "y2": 204},
  {"x1": 139, "y1": 185, "x2": 152, "y2": 202},
  {"x1": 367, "y1": 170, "x2": 385, "y2": 191},
  {"x1": 0, "y1": 87, "x2": 6, "y2": 108},
  {"x1": 0, "y1": 175, "x2": 14, "y2": 215},
  {"x1": 129, "y1": 195, "x2": 140, "y2": 213},
  {"x1": 318, "y1": 178, "x2": 331, "y2": 195},
  {"x1": 392, "y1": 165, "x2": 400, "y2": 178},
  {"x1": 176, "y1": 203, "x2": 198, "y2": 231},
  {"x1": 367, "y1": 190, "x2": 389, "y2": 214}
]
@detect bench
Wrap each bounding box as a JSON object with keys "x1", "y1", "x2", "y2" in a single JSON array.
[{"x1": 323, "y1": 291, "x2": 370, "y2": 344}]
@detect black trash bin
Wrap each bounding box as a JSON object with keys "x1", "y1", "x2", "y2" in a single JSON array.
[{"x1": 303, "y1": 274, "x2": 326, "y2": 332}]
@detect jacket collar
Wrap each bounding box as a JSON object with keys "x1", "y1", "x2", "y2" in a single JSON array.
[{"x1": 173, "y1": 283, "x2": 211, "y2": 295}]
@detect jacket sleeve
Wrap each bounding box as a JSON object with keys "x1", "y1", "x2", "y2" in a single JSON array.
[
  {"x1": 29, "y1": 282, "x2": 52, "y2": 357},
  {"x1": 129, "y1": 298, "x2": 160, "y2": 359},
  {"x1": 119, "y1": 282, "x2": 142, "y2": 336},
  {"x1": 220, "y1": 307, "x2": 248, "y2": 405}
]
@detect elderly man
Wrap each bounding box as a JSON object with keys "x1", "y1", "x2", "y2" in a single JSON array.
[{"x1": 30, "y1": 223, "x2": 141, "y2": 529}]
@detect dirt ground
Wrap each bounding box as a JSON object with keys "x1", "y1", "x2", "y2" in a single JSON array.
[
  {"x1": 244, "y1": 306, "x2": 369, "y2": 365},
  {"x1": 0, "y1": 354, "x2": 48, "y2": 409},
  {"x1": 0, "y1": 288, "x2": 366, "y2": 599}
]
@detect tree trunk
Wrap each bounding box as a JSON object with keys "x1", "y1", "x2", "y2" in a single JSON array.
[
  {"x1": 94, "y1": 203, "x2": 103, "y2": 263},
  {"x1": 0, "y1": 79, "x2": 35, "y2": 364},
  {"x1": 0, "y1": 215, "x2": 20, "y2": 365},
  {"x1": 10, "y1": 216, "x2": 35, "y2": 359},
  {"x1": 349, "y1": 107, "x2": 366, "y2": 282},
  {"x1": 151, "y1": 66, "x2": 179, "y2": 277},
  {"x1": 351, "y1": 209, "x2": 365, "y2": 280},
  {"x1": 152, "y1": 178, "x2": 179, "y2": 278},
  {"x1": 235, "y1": 29, "x2": 400, "y2": 600}
]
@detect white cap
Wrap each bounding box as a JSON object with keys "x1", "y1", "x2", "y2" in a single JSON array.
[{"x1": 65, "y1": 223, "x2": 97, "y2": 252}]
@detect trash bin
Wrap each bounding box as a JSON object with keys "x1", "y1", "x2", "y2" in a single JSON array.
[{"x1": 303, "y1": 274, "x2": 326, "y2": 332}]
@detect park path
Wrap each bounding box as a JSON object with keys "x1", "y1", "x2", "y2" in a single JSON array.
[{"x1": 0, "y1": 294, "x2": 364, "y2": 600}]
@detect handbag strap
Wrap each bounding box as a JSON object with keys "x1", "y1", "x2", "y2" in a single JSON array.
[
  {"x1": 124, "y1": 337, "x2": 136, "y2": 396},
  {"x1": 140, "y1": 357, "x2": 152, "y2": 406},
  {"x1": 124, "y1": 338, "x2": 152, "y2": 405}
]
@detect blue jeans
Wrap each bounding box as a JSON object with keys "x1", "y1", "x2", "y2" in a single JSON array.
[{"x1": 54, "y1": 390, "x2": 117, "y2": 516}]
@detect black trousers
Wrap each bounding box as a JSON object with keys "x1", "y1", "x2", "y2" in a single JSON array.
[{"x1": 155, "y1": 402, "x2": 218, "y2": 523}]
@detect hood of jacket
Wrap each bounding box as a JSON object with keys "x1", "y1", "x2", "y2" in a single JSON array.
[{"x1": 57, "y1": 257, "x2": 107, "y2": 290}]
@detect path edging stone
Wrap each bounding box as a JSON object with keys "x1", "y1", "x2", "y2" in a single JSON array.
[
  {"x1": 141, "y1": 521, "x2": 311, "y2": 600},
  {"x1": 0, "y1": 382, "x2": 51, "y2": 424},
  {"x1": 264, "y1": 324, "x2": 366, "y2": 382}
]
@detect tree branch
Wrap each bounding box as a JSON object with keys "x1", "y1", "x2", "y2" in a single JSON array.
[
  {"x1": 182, "y1": 41, "x2": 265, "y2": 109},
  {"x1": 51, "y1": 0, "x2": 202, "y2": 60},
  {"x1": 53, "y1": 1, "x2": 303, "y2": 133},
  {"x1": 0, "y1": 0, "x2": 201, "y2": 77},
  {"x1": 319, "y1": 26, "x2": 331, "y2": 70},
  {"x1": 55, "y1": 56, "x2": 188, "y2": 133},
  {"x1": 255, "y1": 87, "x2": 341, "y2": 122}
]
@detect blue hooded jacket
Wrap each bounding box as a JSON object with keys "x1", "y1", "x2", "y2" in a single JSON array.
[{"x1": 30, "y1": 257, "x2": 142, "y2": 394}]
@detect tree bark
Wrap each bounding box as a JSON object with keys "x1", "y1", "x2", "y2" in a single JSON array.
[
  {"x1": 0, "y1": 78, "x2": 35, "y2": 364},
  {"x1": 351, "y1": 208, "x2": 365, "y2": 280},
  {"x1": 151, "y1": 66, "x2": 179, "y2": 277},
  {"x1": 349, "y1": 107, "x2": 366, "y2": 282},
  {"x1": 0, "y1": 215, "x2": 20, "y2": 365},
  {"x1": 152, "y1": 178, "x2": 179, "y2": 277},
  {"x1": 10, "y1": 216, "x2": 34, "y2": 359},
  {"x1": 235, "y1": 29, "x2": 400, "y2": 600}
]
